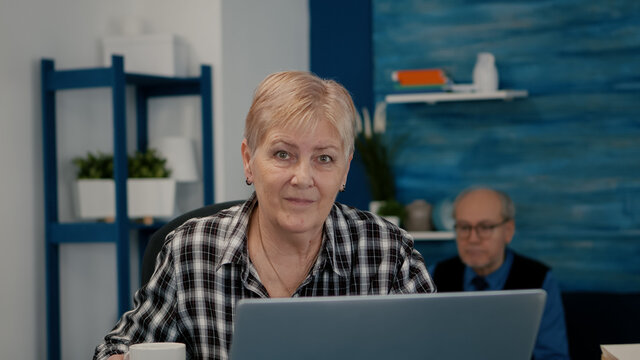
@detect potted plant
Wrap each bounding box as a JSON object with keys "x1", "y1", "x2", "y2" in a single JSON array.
[
  {"x1": 73, "y1": 151, "x2": 115, "y2": 220},
  {"x1": 73, "y1": 149, "x2": 175, "y2": 223},
  {"x1": 355, "y1": 102, "x2": 406, "y2": 224},
  {"x1": 377, "y1": 199, "x2": 407, "y2": 226}
]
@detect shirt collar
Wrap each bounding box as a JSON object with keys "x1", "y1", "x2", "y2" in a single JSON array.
[
  {"x1": 215, "y1": 193, "x2": 257, "y2": 270},
  {"x1": 215, "y1": 193, "x2": 352, "y2": 278},
  {"x1": 464, "y1": 247, "x2": 514, "y2": 290}
]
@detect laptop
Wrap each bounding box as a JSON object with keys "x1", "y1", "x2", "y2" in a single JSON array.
[{"x1": 230, "y1": 289, "x2": 546, "y2": 360}]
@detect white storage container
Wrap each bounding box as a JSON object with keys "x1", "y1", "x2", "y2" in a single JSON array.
[{"x1": 102, "y1": 34, "x2": 189, "y2": 77}]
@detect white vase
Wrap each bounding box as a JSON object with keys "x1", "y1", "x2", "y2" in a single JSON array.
[
  {"x1": 472, "y1": 52, "x2": 499, "y2": 93},
  {"x1": 404, "y1": 199, "x2": 433, "y2": 231}
]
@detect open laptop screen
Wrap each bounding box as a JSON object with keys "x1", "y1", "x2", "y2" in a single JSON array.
[{"x1": 230, "y1": 289, "x2": 546, "y2": 360}]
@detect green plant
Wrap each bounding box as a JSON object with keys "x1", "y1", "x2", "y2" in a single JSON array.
[
  {"x1": 128, "y1": 148, "x2": 171, "y2": 178},
  {"x1": 377, "y1": 199, "x2": 407, "y2": 222},
  {"x1": 355, "y1": 133, "x2": 396, "y2": 201},
  {"x1": 354, "y1": 102, "x2": 399, "y2": 201},
  {"x1": 72, "y1": 151, "x2": 114, "y2": 179},
  {"x1": 73, "y1": 149, "x2": 171, "y2": 179}
]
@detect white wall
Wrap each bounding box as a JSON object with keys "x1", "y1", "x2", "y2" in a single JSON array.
[
  {"x1": 0, "y1": 0, "x2": 308, "y2": 359},
  {"x1": 220, "y1": 0, "x2": 310, "y2": 200}
]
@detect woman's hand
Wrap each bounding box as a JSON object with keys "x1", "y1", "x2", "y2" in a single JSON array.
[{"x1": 107, "y1": 355, "x2": 124, "y2": 360}]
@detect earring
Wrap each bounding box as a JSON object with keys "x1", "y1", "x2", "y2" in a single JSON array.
[
  {"x1": 340, "y1": 184, "x2": 346, "y2": 192},
  {"x1": 246, "y1": 178, "x2": 252, "y2": 186}
]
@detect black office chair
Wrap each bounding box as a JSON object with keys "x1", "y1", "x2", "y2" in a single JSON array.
[{"x1": 141, "y1": 200, "x2": 246, "y2": 286}]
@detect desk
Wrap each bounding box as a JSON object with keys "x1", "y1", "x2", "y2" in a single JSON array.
[{"x1": 601, "y1": 344, "x2": 640, "y2": 360}]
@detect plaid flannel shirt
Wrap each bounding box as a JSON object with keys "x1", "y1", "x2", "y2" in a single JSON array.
[{"x1": 94, "y1": 193, "x2": 435, "y2": 360}]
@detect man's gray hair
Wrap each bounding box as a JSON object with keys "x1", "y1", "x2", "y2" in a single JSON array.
[{"x1": 452, "y1": 187, "x2": 516, "y2": 220}]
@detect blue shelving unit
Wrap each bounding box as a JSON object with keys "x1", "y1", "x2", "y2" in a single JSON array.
[{"x1": 41, "y1": 55, "x2": 214, "y2": 360}]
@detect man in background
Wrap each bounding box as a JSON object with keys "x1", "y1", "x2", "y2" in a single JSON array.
[{"x1": 431, "y1": 187, "x2": 570, "y2": 360}]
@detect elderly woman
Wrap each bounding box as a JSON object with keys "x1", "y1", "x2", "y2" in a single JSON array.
[{"x1": 94, "y1": 71, "x2": 435, "y2": 360}]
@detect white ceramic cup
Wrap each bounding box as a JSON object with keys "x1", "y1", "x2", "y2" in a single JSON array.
[{"x1": 124, "y1": 342, "x2": 186, "y2": 360}]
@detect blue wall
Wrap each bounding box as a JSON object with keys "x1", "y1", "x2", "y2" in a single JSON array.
[
  {"x1": 373, "y1": 0, "x2": 640, "y2": 292},
  {"x1": 310, "y1": 0, "x2": 374, "y2": 210}
]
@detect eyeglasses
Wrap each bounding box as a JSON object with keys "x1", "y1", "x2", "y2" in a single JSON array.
[{"x1": 454, "y1": 218, "x2": 510, "y2": 239}]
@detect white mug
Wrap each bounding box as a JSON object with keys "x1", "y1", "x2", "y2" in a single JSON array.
[{"x1": 124, "y1": 342, "x2": 186, "y2": 360}]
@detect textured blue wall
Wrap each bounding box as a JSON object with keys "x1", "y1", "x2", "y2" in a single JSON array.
[
  {"x1": 310, "y1": 0, "x2": 374, "y2": 210},
  {"x1": 374, "y1": 0, "x2": 640, "y2": 292}
]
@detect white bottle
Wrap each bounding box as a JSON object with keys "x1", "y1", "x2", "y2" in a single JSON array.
[{"x1": 473, "y1": 52, "x2": 499, "y2": 93}]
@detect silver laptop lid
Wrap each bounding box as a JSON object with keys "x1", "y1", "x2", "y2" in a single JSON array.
[{"x1": 230, "y1": 289, "x2": 546, "y2": 360}]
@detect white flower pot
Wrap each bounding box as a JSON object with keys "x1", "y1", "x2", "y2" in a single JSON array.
[
  {"x1": 76, "y1": 178, "x2": 176, "y2": 220},
  {"x1": 127, "y1": 178, "x2": 176, "y2": 218},
  {"x1": 369, "y1": 200, "x2": 401, "y2": 227},
  {"x1": 76, "y1": 179, "x2": 114, "y2": 219},
  {"x1": 369, "y1": 200, "x2": 384, "y2": 215}
]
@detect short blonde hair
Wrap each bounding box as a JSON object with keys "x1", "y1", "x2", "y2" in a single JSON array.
[{"x1": 244, "y1": 71, "x2": 356, "y2": 160}]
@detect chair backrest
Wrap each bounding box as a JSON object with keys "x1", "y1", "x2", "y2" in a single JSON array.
[
  {"x1": 141, "y1": 200, "x2": 245, "y2": 286},
  {"x1": 562, "y1": 291, "x2": 640, "y2": 360}
]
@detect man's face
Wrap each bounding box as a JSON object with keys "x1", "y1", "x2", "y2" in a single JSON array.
[{"x1": 454, "y1": 189, "x2": 515, "y2": 276}]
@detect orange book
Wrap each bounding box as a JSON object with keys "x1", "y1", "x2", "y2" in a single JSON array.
[{"x1": 392, "y1": 68, "x2": 448, "y2": 86}]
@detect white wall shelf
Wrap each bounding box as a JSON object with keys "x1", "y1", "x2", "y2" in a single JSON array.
[
  {"x1": 385, "y1": 90, "x2": 528, "y2": 105},
  {"x1": 410, "y1": 231, "x2": 455, "y2": 241}
]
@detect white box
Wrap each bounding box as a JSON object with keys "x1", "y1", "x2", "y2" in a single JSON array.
[{"x1": 102, "y1": 34, "x2": 189, "y2": 77}]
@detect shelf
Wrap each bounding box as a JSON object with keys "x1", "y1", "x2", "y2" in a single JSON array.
[
  {"x1": 385, "y1": 90, "x2": 528, "y2": 104},
  {"x1": 43, "y1": 67, "x2": 202, "y2": 91},
  {"x1": 409, "y1": 231, "x2": 455, "y2": 241},
  {"x1": 42, "y1": 55, "x2": 213, "y2": 360},
  {"x1": 48, "y1": 221, "x2": 167, "y2": 244}
]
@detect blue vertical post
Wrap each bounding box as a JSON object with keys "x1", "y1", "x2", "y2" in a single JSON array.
[
  {"x1": 42, "y1": 59, "x2": 61, "y2": 360},
  {"x1": 136, "y1": 87, "x2": 148, "y2": 152},
  {"x1": 111, "y1": 55, "x2": 131, "y2": 315},
  {"x1": 135, "y1": 87, "x2": 149, "y2": 278},
  {"x1": 200, "y1": 65, "x2": 214, "y2": 205}
]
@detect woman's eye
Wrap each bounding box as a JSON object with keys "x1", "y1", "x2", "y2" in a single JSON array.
[
  {"x1": 318, "y1": 154, "x2": 333, "y2": 163},
  {"x1": 275, "y1": 150, "x2": 290, "y2": 160}
]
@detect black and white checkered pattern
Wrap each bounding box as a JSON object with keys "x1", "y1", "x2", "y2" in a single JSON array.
[{"x1": 94, "y1": 193, "x2": 435, "y2": 360}]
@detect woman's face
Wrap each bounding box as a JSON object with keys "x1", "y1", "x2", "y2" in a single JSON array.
[{"x1": 242, "y1": 121, "x2": 352, "y2": 236}]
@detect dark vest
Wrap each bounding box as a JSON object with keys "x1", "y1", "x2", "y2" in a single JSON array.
[{"x1": 432, "y1": 252, "x2": 550, "y2": 292}]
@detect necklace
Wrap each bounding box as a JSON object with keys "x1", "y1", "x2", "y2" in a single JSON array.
[{"x1": 256, "y1": 215, "x2": 318, "y2": 296}]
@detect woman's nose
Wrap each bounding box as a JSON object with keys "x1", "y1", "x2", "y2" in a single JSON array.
[{"x1": 291, "y1": 160, "x2": 314, "y2": 187}]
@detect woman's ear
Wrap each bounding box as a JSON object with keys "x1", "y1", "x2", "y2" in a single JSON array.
[{"x1": 241, "y1": 139, "x2": 253, "y2": 180}]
